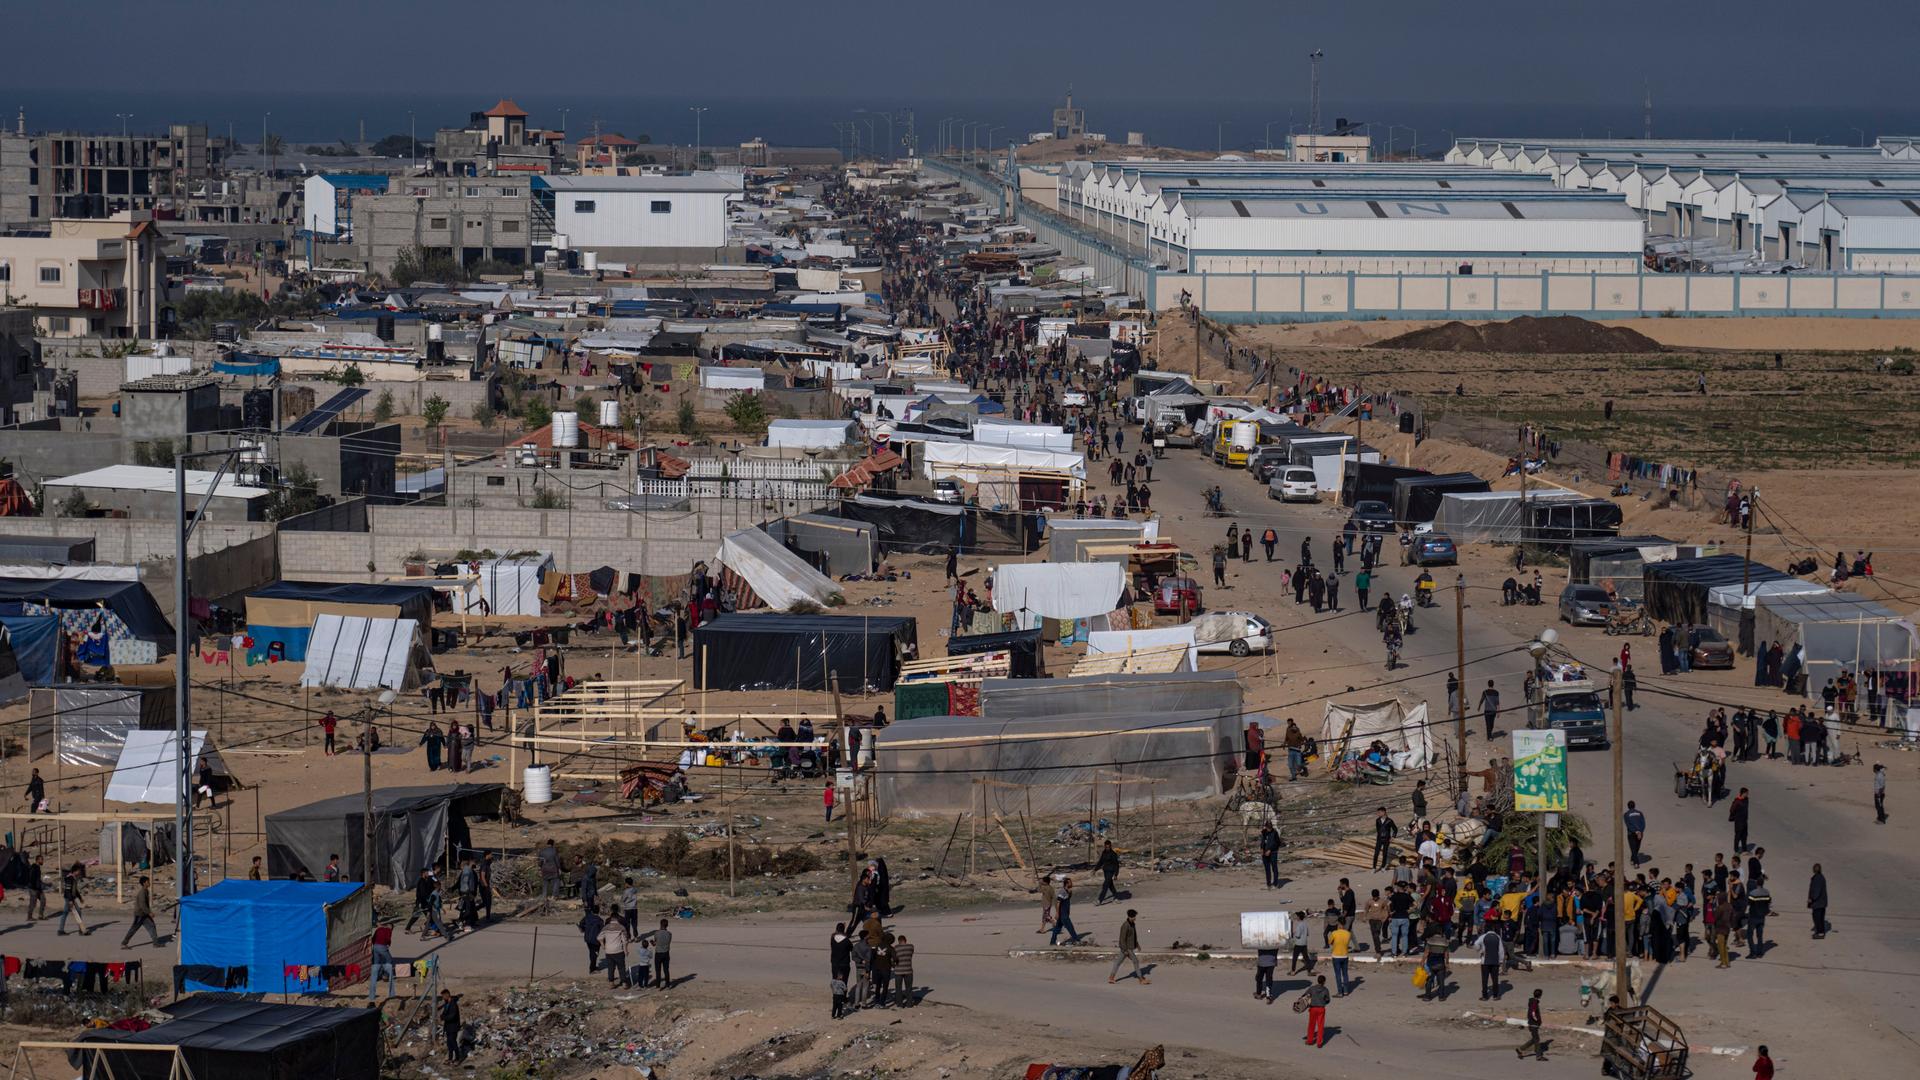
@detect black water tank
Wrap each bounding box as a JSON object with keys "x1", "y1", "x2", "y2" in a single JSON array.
[
  {"x1": 242, "y1": 388, "x2": 274, "y2": 431},
  {"x1": 375, "y1": 315, "x2": 396, "y2": 341},
  {"x1": 426, "y1": 339, "x2": 446, "y2": 363},
  {"x1": 1399, "y1": 412, "x2": 1416, "y2": 434}
]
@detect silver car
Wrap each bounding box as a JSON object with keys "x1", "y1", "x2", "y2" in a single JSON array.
[{"x1": 1558, "y1": 584, "x2": 1614, "y2": 626}]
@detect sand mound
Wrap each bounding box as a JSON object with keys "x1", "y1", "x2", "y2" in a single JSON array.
[{"x1": 1370, "y1": 316, "x2": 1663, "y2": 354}]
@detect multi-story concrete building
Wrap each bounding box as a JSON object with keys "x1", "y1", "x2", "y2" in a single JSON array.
[
  {"x1": 533, "y1": 173, "x2": 742, "y2": 263},
  {"x1": 431, "y1": 99, "x2": 562, "y2": 177},
  {"x1": 0, "y1": 124, "x2": 228, "y2": 228},
  {"x1": 327, "y1": 175, "x2": 535, "y2": 273},
  {"x1": 0, "y1": 212, "x2": 166, "y2": 337}
]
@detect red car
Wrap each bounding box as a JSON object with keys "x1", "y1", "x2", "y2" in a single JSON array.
[{"x1": 1154, "y1": 576, "x2": 1204, "y2": 617}]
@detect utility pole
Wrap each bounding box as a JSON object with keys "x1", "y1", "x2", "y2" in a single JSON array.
[
  {"x1": 1307, "y1": 50, "x2": 1326, "y2": 135},
  {"x1": 689, "y1": 106, "x2": 708, "y2": 169},
  {"x1": 1610, "y1": 665, "x2": 1628, "y2": 1002},
  {"x1": 1454, "y1": 575, "x2": 1467, "y2": 789},
  {"x1": 361, "y1": 689, "x2": 396, "y2": 883}
]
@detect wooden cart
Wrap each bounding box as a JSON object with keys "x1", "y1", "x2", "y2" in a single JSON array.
[{"x1": 1600, "y1": 1005, "x2": 1691, "y2": 1080}]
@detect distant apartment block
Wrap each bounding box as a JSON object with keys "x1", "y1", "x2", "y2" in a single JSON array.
[
  {"x1": 0, "y1": 212, "x2": 166, "y2": 337},
  {"x1": 0, "y1": 124, "x2": 228, "y2": 228}
]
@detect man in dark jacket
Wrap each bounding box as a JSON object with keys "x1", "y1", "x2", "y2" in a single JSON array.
[
  {"x1": 1729, "y1": 788, "x2": 1752, "y2": 853},
  {"x1": 578, "y1": 908, "x2": 605, "y2": 974},
  {"x1": 1371, "y1": 808, "x2": 1398, "y2": 871},
  {"x1": 1096, "y1": 841, "x2": 1122, "y2": 904},
  {"x1": 1807, "y1": 864, "x2": 1828, "y2": 938},
  {"x1": 1260, "y1": 823, "x2": 1282, "y2": 888}
]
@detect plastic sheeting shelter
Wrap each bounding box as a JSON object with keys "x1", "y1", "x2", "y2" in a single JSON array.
[
  {"x1": 1754, "y1": 591, "x2": 1914, "y2": 693},
  {"x1": 693, "y1": 613, "x2": 917, "y2": 692},
  {"x1": 838, "y1": 494, "x2": 971, "y2": 555},
  {"x1": 991, "y1": 561, "x2": 1125, "y2": 624},
  {"x1": 1393, "y1": 472, "x2": 1492, "y2": 525},
  {"x1": 475, "y1": 554, "x2": 554, "y2": 616},
  {"x1": 246, "y1": 581, "x2": 435, "y2": 661},
  {"x1": 105, "y1": 730, "x2": 233, "y2": 804},
  {"x1": 973, "y1": 419, "x2": 1073, "y2": 452},
  {"x1": 948, "y1": 628, "x2": 1045, "y2": 678},
  {"x1": 298, "y1": 615, "x2": 433, "y2": 690},
  {"x1": 266, "y1": 783, "x2": 504, "y2": 887},
  {"x1": 713, "y1": 528, "x2": 843, "y2": 611},
  {"x1": 1311, "y1": 449, "x2": 1380, "y2": 494},
  {"x1": 1429, "y1": 490, "x2": 1588, "y2": 544},
  {"x1": 28, "y1": 684, "x2": 175, "y2": 767},
  {"x1": 762, "y1": 514, "x2": 876, "y2": 576},
  {"x1": 0, "y1": 534, "x2": 95, "y2": 562},
  {"x1": 1344, "y1": 463, "x2": 1428, "y2": 508},
  {"x1": 71, "y1": 998, "x2": 381, "y2": 1080},
  {"x1": 179, "y1": 880, "x2": 373, "y2": 994},
  {"x1": 1086, "y1": 625, "x2": 1198, "y2": 671},
  {"x1": 873, "y1": 708, "x2": 1234, "y2": 818},
  {"x1": 1642, "y1": 555, "x2": 1794, "y2": 626},
  {"x1": 1529, "y1": 498, "x2": 1625, "y2": 549},
  {"x1": 1318, "y1": 698, "x2": 1433, "y2": 770},
  {"x1": 0, "y1": 577, "x2": 173, "y2": 653},
  {"x1": 982, "y1": 669, "x2": 1243, "y2": 720},
  {"x1": 0, "y1": 634, "x2": 23, "y2": 704},
  {"x1": 1, "y1": 612, "x2": 59, "y2": 684},
  {"x1": 1045, "y1": 518, "x2": 1149, "y2": 562},
  {"x1": 766, "y1": 418, "x2": 856, "y2": 448},
  {"x1": 919, "y1": 440, "x2": 1085, "y2": 482},
  {"x1": 1568, "y1": 536, "x2": 1675, "y2": 585}
]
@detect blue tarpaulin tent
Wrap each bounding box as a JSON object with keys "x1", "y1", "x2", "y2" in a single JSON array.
[
  {"x1": 0, "y1": 578, "x2": 174, "y2": 653},
  {"x1": 179, "y1": 880, "x2": 373, "y2": 994},
  {"x1": 0, "y1": 613, "x2": 59, "y2": 683},
  {"x1": 245, "y1": 580, "x2": 435, "y2": 662}
]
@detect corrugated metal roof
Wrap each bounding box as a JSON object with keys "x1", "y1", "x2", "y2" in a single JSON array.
[
  {"x1": 44, "y1": 465, "x2": 269, "y2": 499},
  {"x1": 536, "y1": 173, "x2": 743, "y2": 193}
]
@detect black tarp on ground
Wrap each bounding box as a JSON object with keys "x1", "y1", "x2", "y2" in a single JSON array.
[
  {"x1": 693, "y1": 613, "x2": 917, "y2": 693},
  {"x1": 948, "y1": 628, "x2": 1045, "y2": 678},
  {"x1": 71, "y1": 999, "x2": 380, "y2": 1080},
  {"x1": 1344, "y1": 463, "x2": 1429, "y2": 508},
  {"x1": 1527, "y1": 498, "x2": 1625, "y2": 550},
  {"x1": 1393, "y1": 472, "x2": 1491, "y2": 524},
  {"x1": 1641, "y1": 555, "x2": 1794, "y2": 626},
  {"x1": 1567, "y1": 535, "x2": 1675, "y2": 583},
  {"x1": 266, "y1": 783, "x2": 503, "y2": 887},
  {"x1": 837, "y1": 494, "x2": 973, "y2": 555}
]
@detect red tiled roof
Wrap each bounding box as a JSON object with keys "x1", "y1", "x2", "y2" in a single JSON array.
[
  {"x1": 483, "y1": 99, "x2": 529, "y2": 118},
  {"x1": 829, "y1": 448, "x2": 903, "y2": 489}
]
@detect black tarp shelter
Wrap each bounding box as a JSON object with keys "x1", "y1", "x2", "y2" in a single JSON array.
[
  {"x1": 0, "y1": 577, "x2": 174, "y2": 652},
  {"x1": 1529, "y1": 498, "x2": 1625, "y2": 550},
  {"x1": 837, "y1": 494, "x2": 972, "y2": 555},
  {"x1": 1344, "y1": 463, "x2": 1428, "y2": 508},
  {"x1": 1641, "y1": 555, "x2": 1794, "y2": 626},
  {"x1": 69, "y1": 999, "x2": 379, "y2": 1080},
  {"x1": 1567, "y1": 536, "x2": 1675, "y2": 584},
  {"x1": 266, "y1": 783, "x2": 503, "y2": 887},
  {"x1": 948, "y1": 627, "x2": 1045, "y2": 678},
  {"x1": 1393, "y1": 472, "x2": 1491, "y2": 525},
  {"x1": 693, "y1": 613, "x2": 918, "y2": 692}
]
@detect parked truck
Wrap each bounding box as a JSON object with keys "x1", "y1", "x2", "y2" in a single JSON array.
[
  {"x1": 1537, "y1": 669, "x2": 1610, "y2": 749},
  {"x1": 1211, "y1": 418, "x2": 1259, "y2": 467}
]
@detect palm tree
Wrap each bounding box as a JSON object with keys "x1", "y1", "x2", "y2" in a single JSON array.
[{"x1": 262, "y1": 133, "x2": 285, "y2": 176}]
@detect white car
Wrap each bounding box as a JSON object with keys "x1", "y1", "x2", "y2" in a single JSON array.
[
  {"x1": 1268, "y1": 466, "x2": 1320, "y2": 503},
  {"x1": 932, "y1": 479, "x2": 963, "y2": 504},
  {"x1": 1192, "y1": 611, "x2": 1274, "y2": 657}
]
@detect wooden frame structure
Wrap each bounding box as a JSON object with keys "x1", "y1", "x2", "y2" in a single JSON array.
[
  {"x1": 8, "y1": 1042, "x2": 197, "y2": 1080},
  {"x1": 952, "y1": 771, "x2": 1169, "y2": 876},
  {"x1": 10, "y1": 810, "x2": 189, "y2": 903}
]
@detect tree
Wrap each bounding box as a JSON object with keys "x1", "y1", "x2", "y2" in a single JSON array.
[
  {"x1": 373, "y1": 389, "x2": 395, "y2": 423},
  {"x1": 333, "y1": 364, "x2": 366, "y2": 387},
  {"x1": 471, "y1": 403, "x2": 497, "y2": 429},
  {"x1": 265, "y1": 462, "x2": 329, "y2": 522},
  {"x1": 390, "y1": 245, "x2": 464, "y2": 287},
  {"x1": 675, "y1": 398, "x2": 701, "y2": 438},
  {"x1": 370, "y1": 134, "x2": 428, "y2": 158},
  {"x1": 521, "y1": 398, "x2": 552, "y2": 430},
  {"x1": 57, "y1": 491, "x2": 92, "y2": 518},
  {"x1": 263, "y1": 133, "x2": 284, "y2": 176},
  {"x1": 422, "y1": 394, "x2": 450, "y2": 430},
  {"x1": 723, "y1": 392, "x2": 769, "y2": 437}
]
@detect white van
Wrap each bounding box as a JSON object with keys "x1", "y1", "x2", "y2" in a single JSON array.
[
  {"x1": 1191, "y1": 611, "x2": 1273, "y2": 657},
  {"x1": 1268, "y1": 466, "x2": 1319, "y2": 503}
]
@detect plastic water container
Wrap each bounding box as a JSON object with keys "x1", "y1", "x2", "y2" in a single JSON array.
[
  {"x1": 552, "y1": 411, "x2": 579, "y2": 448},
  {"x1": 523, "y1": 764, "x2": 554, "y2": 804},
  {"x1": 598, "y1": 399, "x2": 620, "y2": 428},
  {"x1": 583, "y1": 251, "x2": 599, "y2": 272},
  {"x1": 1240, "y1": 911, "x2": 1294, "y2": 949}
]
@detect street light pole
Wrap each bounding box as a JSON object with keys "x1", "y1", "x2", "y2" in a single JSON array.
[
  {"x1": 689, "y1": 106, "x2": 708, "y2": 169},
  {"x1": 174, "y1": 447, "x2": 244, "y2": 903},
  {"x1": 1610, "y1": 664, "x2": 1628, "y2": 1002},
  {"x1": 408, "y1": 110, "x2": 416, "y2": 173},
  {"x1": 1454, "y1": 575, "x2": 1467, "y2": 788}
]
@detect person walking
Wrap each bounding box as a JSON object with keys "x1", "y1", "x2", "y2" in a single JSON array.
[
  {"x1": 1262, "y1": 528, "x2": 1278, "y2": 561},
  {"x1": 1365, "y1": 889, "x2": 1389, "y2": 955},
  {"x1": 1475, "y1": 922, "x2": 1504, "y2": 1000},
  {"x1": 1095, "y1": 841, "x2": 1121, "y2": 905},
  {"x1": 1419, "y1": 926, "x2": 1451, "y2": 1000},
  {"x1": 829, "y1": 923, "x2": 852, "y2": 1014},
  {"x1": 1109, "y1": 908, "x2": 1149, "y2": 984},
  {"x1": 1302, "y1": 975, "x2": 1331, "y2": 1048},
  {"x1": 119, "y1": 876, "x2": 162, "y2": 947},
  {"x1": 1624, "y1": 801, "x2": 1646, "y2": 865},
  {"x1": 1516, "y1": 988, "x2": 1547, "y2": 1060},
  {"x1": 1328, "y1": 917, "x2": 1353, "y2": 996},
  {"x1": 1254, "y1": 945, "x2": 1279, "y2": 1001},
  {"x1": 1371, "y1": 807, "x2": 1398, "y2": 871},
  {"x1": 823, "y1": 780, "x2": 836, "y2": 824},
  {"x1": 1356, "y1": 568, "x2": 1372, "y2": 611},
  {"x1": 1038, "y1": 872, "x2": 1057, "y2": 932},
  {"x1": 1754, "y1": 1046, "x2": 1775, "y2": 1080},
  {"x1": 1807, "y1": 864, "x2": 1828, "y2": 938},
  {"x1": 578, "y1": 907, "x2": 604, "y2": 974},
  {"x1": 1478, "y1": 681, "x2": 1501, "y2": 739},
  {"x1": 1049, "y1": 877, "x2": 1080, "y2": 945},
  {"x1": 56, "y1": 864, "x2": 87, "y2": 936},
  {"x1": 1288, "y1": 909, "x2": 1314, "y2": 974},
  {"x1": 1326, "y1": 571, "x2": 1341, "y2": 612},
  {"x1": 368, "y1": 922, "x2": 398, "y2": 1000},
  {"x1": 24, "y1": 767, "x2": 45, "y2": 813},
  {"x1": 536, "y1": 838, "x2": 563, "y2": 913},
  {"x1": 1260, "y1": 822, "x2": 1282, "y2": 888},
  {"x1": 1729, "y1": 787, "x2": 1752, "y2": 853},
  {"x1": 1874, "y1": 763, "x2": 1889, "y2": 824}
]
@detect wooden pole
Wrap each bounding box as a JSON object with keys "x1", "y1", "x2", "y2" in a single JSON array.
[
  {"x1": 1611, "y1": 665, "x2": 1628, "y2": 1000},
  {"x1": 116, "y1": 821, "x2": 124, "y2": 903},
  {"x1": 1149, "y1": 789, "x2": 1157, "y2": 864},
  {"x1": 1086, "y1": 778, "x2": 1096, "y2": 865},
  {"x1": 967, "y1": 781, "x2": 978, "y2": 876},
  {"x1": 726, "y1": 786, "x2": 736, "y2": 898},
  {"x1": 1455, "y1": 575, "x2": 1468, "y2": 789}
]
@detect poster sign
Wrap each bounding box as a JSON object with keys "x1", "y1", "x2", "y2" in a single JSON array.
[{"x1": 1511, "y1": 729, "x2": 1568, "y2": 812}]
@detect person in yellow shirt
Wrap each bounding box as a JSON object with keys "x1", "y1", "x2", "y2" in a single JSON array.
[
  {"x1": 1622, "y1": 888, "x2": 1645, "y2": 957},
  {"x1": 1327, "y1": 921, "x2": 1354, "y2": 996},
  {"x1": 1455, "y1": 883, "x2": 1480, "y2": 943}
]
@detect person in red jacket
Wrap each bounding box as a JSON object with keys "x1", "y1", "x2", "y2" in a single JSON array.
[
  {"x1": 823, "y1": 781, "x2": 836, "y2": 824},
  {"x1": 1752, "y1": 1046, "x2": 1774, "y2": 1080}
]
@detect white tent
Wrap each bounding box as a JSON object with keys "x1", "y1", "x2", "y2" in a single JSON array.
[
  {"x1": 1319, "y1": 698, "x2": 1433, "y2": 770},
  {"x1": 920, "y1": 440, "x2": 1085, "y2": 482},
  {"x1": 766, "y1": 419, "x2": 856, "y2": 449},
  {"x1": 972, "y1": 419, "x2": 1073, "y2": 452},
  {"x1": 106, "y1": 730, "x2": 231, "y2": 805},
  {"x1": 700, "y1": 367, "x2": 766, "y2": 391},
  {"x1": 712, "y1": 528, "x2": 843, "y2": 611},
  {"x1": 475, "y1": 553, "x2": 554, "y2": 617},
  {"x1": 992, "y1": 561, "x2": 1127, "y2": 622},
  {"x1": 1311, "y1": 449, "x2": 1382, "y2": 494},
  {"x1": 1086, "y1": 625, "x2": 1198, "y2": 671},
  {"x1": 298, "y1": 614, "x2": 434, "y2": 691}
]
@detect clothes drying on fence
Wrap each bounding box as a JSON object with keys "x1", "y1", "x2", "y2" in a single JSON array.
[{"x1": 1607, "y1": 453, "x2": 1699, "y2": 488}]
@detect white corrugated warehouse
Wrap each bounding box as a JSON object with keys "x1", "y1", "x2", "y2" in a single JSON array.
[{"x1": 535, "y1": 173, "x2": 741, "y2": 252}]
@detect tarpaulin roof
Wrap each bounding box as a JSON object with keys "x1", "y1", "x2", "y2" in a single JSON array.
[
  {"x1": 106, "y1": 730, "x2": 232, "y2": 804},
  {"x1": 1429, "y1": 489, "x2": 1589, "y2": 544},
  {"x1": 0, "y1": 534, "x2": 95, "y2": 562},
  {"x1": 267, "y1": 784, "x2": 503, "y2": 887},
  {"x1": 0, "y1": 577, "x2": 173, "y2": 644},
  {"x1": 298, "y1": 615, "x2": 433, "y2": 691},
  {"x1": 1320, "y1": 698, "x2": 1433, "y2": 769},
  {"x1": 1642, "y1": 555, "x2": 1794, "y2": 625},
  {"x1": 1392, "y1": 472, "x2": 1492, "y2": 524},
  {"x1": 1086, "y1": 624, "x2": 1198, "y2": 671},
  {"x1": 1567, "y1": 535, "x2": 1675, "y2": 583},
  {"x1": 179, "y1": 880, "x2": 372, "y2": 995},
  {"x1": 713, "y1": 528, "x2": 843, "y2": 611},
  {"x1": 74, "y1": 998, "x2": 380, "y2": 1080},
  {"x1": 761, "y1": 514, "x2": 875, "y2": 576},
  {"x1": 247, "y1": 580, "x2": 435, "y2": 636},
  {"x1": 991, "y1": 561, "x2": 1126, "y2": 622},
  {"x1": 837, "y1": 494, "x2": 972, "y2": 554},
  {"x1": 693, "y1": 613, "x2": 916, "y2": 692}
]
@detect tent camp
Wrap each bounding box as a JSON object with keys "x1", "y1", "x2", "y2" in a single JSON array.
[
  {"x1": 1086, "y1": 624, "x2": 1198, "y2": 671},
  {"x1": 179, "y1": 880, "x2": 373, "y2": 994},
  {"x1": 28, "y1": 684, "x2": 175, "y2": 767},
  {"x1": 766, "y1": 418, "x2": 856, "y2": 448},
  {"x1": 1318, "y1": 698, "x2": 1434, "y2": 771},
  {"x1": 246, "y1": 581, "x2": 435, "y2": 662},
  {"x1": 298, "y1": 615, "x2": 434, "y2": 690},
  {"x1": 1753, "y1": 591, "x2": 1914, "y2": 694},
  {"x1": 837, "y1": 494, "x2": 972, "y2": 555},
  {"x1": 71, "y1": 998, "x2": 381, "y2": 1080},
  {"x1": 991, "y1": 561, "x2": 1126, "y2": 625},
  {"x1": 972, "y1": 419, "x2": 1073, "y2": 452},
  {"x1": 266, "y1": 783, "x2": 504, "y2": 887},
  {"x1": 1344, "y1": 463, "x2": 1428, "y2": 508},
  {"x1": 919, "y1": 440, "x2": 1085, "y2": 483},
  {"x1": 0, "y1": 577, "x2": 173, "y2": 657},
  {"x1": 105, "y1": 729, "x2": 234, "y2": 804},
  {"x1": 693, "y1": 612, "x2": 917, "y2": 692},
  {"x1": 474, "y1": 553, "x2": 554, "y2": 616},
  {"x1": 1045, "y1": 518, "x2": 1153, "y2": 561},
  {"x1": 712, "y1": 528, "x2": 843, "y2": 611},
  {"x1": 761, "y1": 514, "x2": 876, "y2": 576},
  {"x1": 1, "y1": 612, "x2": 60, "y2": 684},
  {"x1": 1392, "y1": 472, "x2": 1492, "y2": 525},
  {"x1": 1642, "y1": 555, "x2": 1794, "y2": 626},
  {"x1": 1429, "y1": 490, "x2": 1589, "y2": 545}
]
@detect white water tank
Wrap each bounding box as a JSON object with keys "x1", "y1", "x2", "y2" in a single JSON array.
[
  {"x1": 523, "y1": 764, "x2": 554, "y2": 804},
  {"x1": 598, "y1": 399, "x2": 620, "y2": 427},
  {"x1": 427, "y1": 322, "x2": 443, "y2": 342},
  {"x1": 583, "y1": 251, "x2": 599, "y2": 272},
  {"x1": 1240, "y1": 911, "x2": 1294, "y2": 948},
  {"x1": 552, "y1": 411, "x2": 580, "y2": 448}
]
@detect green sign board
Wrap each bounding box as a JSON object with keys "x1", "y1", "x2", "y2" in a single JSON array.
[{"x1": 1511, "y1": 729, "x2": 1569, "y2": 812}]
